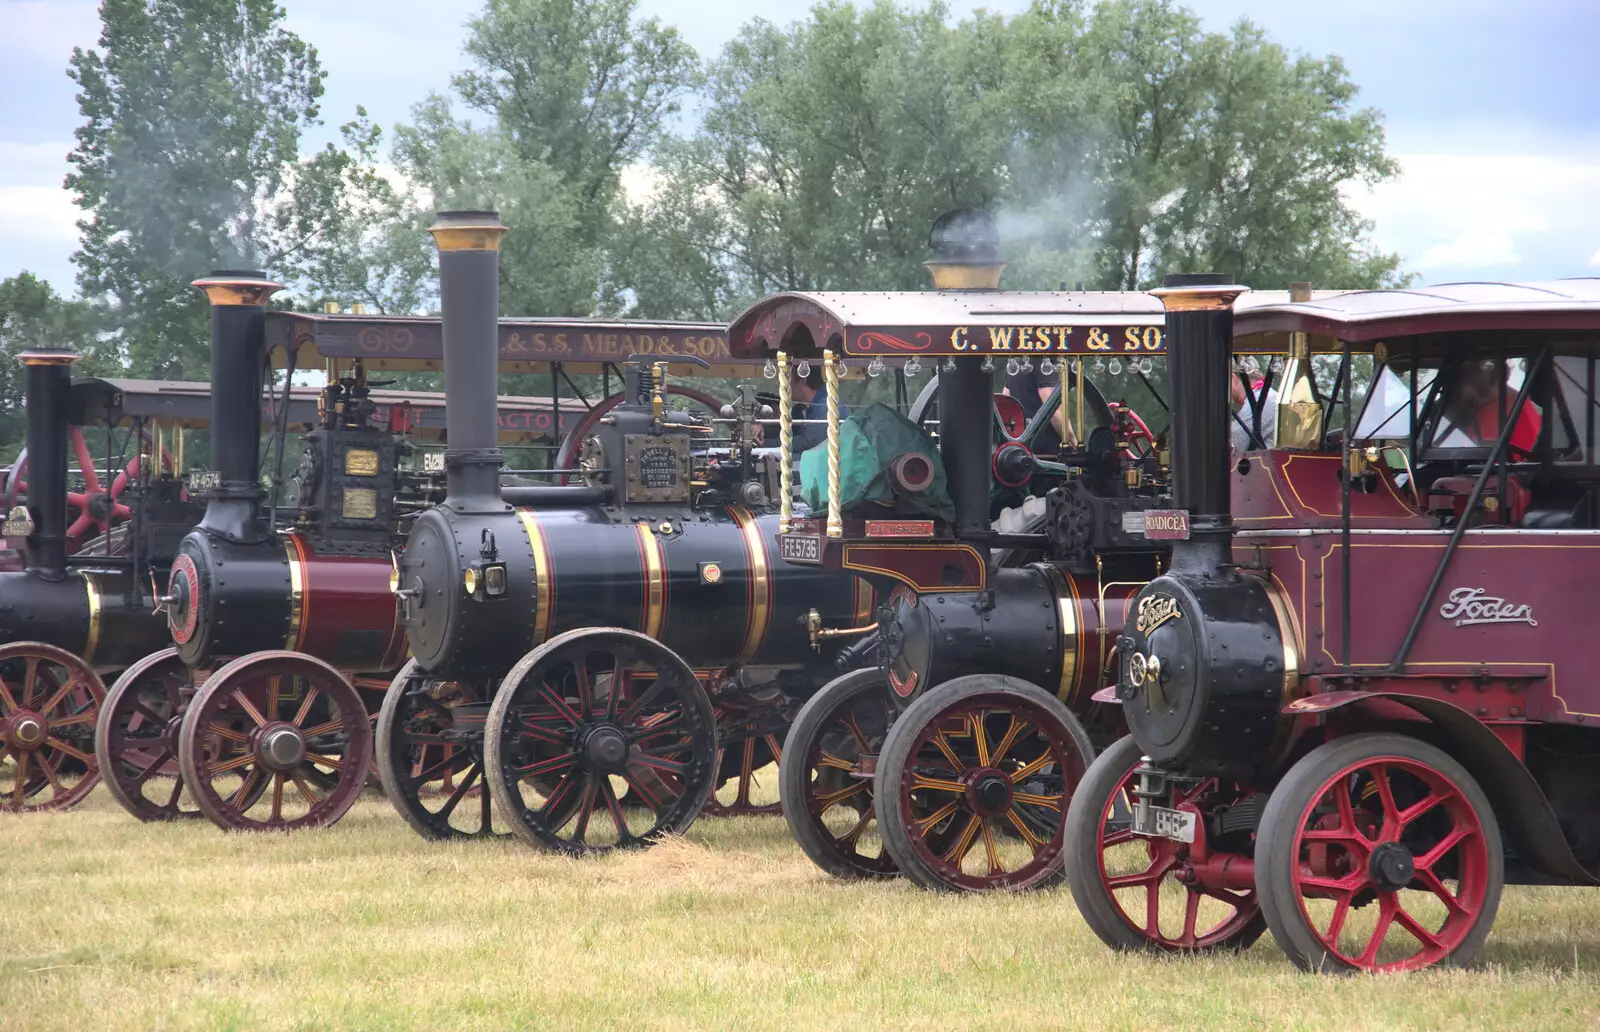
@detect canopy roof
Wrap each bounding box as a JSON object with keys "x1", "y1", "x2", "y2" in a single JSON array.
[
  {"x1": 728, "y1": 289, "x2": 1345, "y2": 360},
  {"x1": 264, "y1": 312, "x2": 738, "y2": 375},
  {"x1": 72, "y1": 378, "x2": 587, "y2": 444},
  {"x1": 1233, "y1": 279, "x2": 1600, "y2": 346}
]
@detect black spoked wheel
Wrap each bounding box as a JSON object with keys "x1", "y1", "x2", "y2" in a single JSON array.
[
  {"x1": 376, "y1": 659, "x2": 506, "y2": 840},
  {"x1": 484, "y1": 628, "x2": 718, "y2": 855},
  {"x1": 1256, "y1": 733, "x2": 1503, "y2": 974},
  {"x1": 1065, "y1": 735, "x2": 1267, "y2": 953},
  {"x1": 876, "y1": 674, "x2": 1093, "y2": 892},
  {"x1": 779, "y1": 668, "x2": 899, "y2": 880}
]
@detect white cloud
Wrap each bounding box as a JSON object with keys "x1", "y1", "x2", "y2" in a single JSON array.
[
  {"x1": 0, "y1": 185, "x2": 79, "y2": 241},
  {"x1": 1348, "y1": 153, "x2": 1600, "y2": 277}
]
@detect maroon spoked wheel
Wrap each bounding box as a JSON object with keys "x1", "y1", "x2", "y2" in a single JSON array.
[
  {"x1": 876, "y1": 674, "x2": 1093, "y2": 893},
  {"x1": 177, "y1": 651, "x2": 373, "y2": 832},
  {"x1": 376, "y1": 659, "x2": 506, "y2": 840},
  {"x1": 484, "y1": 627, "x2": 718, "y2": 855},
  {"x1": 0, "y1": 642, "x2": 105, "y2": 812},
  {"x1": 95, "y1": 649, "x2": 202, "y2": 821},
  {"x1": 1256, "y1": 733, "x2": 1503, "y2": 973},
  {"x1": 703, "y1": 732, "x2": 783, "y2": 817},
  {"x1": 778, "y1": 668, "x2": 899, "y2": 880},
  {"x1": 4, "y1": 428, "x2": 177, "y2": 556},
  {"x1": 552, "y1": 385, "x2": 729, "y2": 485},
  {"x1": 1065, "y1": 735, "x2": 1267, "y2": 952}
]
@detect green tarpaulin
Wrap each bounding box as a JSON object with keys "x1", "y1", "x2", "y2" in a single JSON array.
[{"x1": 799, "y1": 403, "x2": 955, "y2": 522}]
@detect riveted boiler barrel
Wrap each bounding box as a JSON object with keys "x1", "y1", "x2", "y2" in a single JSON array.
[
  {"x1": 402, "y1": 505, "x2": 869, "y2": 675},
  {"x1": 880, "y1": 564, "x2": 1141, "y2": 707},
  {"x1": 168, "y1": 532, "x2": 405, "y2": 670},
  {"x1": 0, "y1": 569, "x2": 172, "y2": 668}
]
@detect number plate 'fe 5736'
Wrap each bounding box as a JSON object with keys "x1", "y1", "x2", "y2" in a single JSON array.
[
  {"x1": 1134, "y1": 804, "x2": 1198, "y2": 844},
  {"x1": 780, "y1": 534, "x2": 822, "y2": 563}
]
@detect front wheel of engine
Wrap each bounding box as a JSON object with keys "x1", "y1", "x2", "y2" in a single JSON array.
[
  {"x1": 875, "y1": 674, "x2": 1093, "y2": 892},
  {"x1": 1064, "y1": 735, "x2": 1267, "y2": 953},
  {"x1": 778, "y1": 668, "x2": 898, "y2": 880},
  {"x1": 484, "y1": 627, "x2": 718, "y2": 855},
  {"x1": 0, "y1": 642, "x2": 105, "y2": 812},
  {"x1": 1255, "y1": 733, "x2": 1503, "y2": 974},
  {"x1": 375, "y1": 659, "x2": 505, "y2": 840},
  {"x1": 177, "y1": 651, "x2": 373, "y2": 832},
  {"x1": 95, "y1": 648, "x2": 200, "y2": 821}
]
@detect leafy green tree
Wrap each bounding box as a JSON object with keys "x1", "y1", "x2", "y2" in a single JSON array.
[
  {"x1": 66, "y1": 0, "x2": 327, "y2": 379},
  {"x1": 0, "y1": 275, "x2": 102, "y2": 464},
  {"x1": 394, "y1": 0, "x2": 699, "y2": 319}
]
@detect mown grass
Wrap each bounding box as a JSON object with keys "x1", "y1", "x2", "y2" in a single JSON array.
[{"x1": 2, "y1": 782, "x2": 1598, "y2": 1032}]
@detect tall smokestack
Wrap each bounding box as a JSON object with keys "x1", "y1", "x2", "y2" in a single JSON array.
[
  {"x1": 17, "y1": 347, "x2": 80, "y2": 580},
  {"x1": 1151, "y1": 273, "x2": 1248, "y2": 567},
  {"x1": 191, "y1": 271, "x2": 283, "y2": 540},
  {"x1": 429, "y1": 211, "x2": 508, "y2": 508},
  {"x1": 925, "y1": 209, "x2": 1003, "y2": 539}
]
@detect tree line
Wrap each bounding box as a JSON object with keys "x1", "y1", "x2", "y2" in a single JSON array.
[{"x1": 0, "y1": 0, "x2": 1404, "y2": 459}]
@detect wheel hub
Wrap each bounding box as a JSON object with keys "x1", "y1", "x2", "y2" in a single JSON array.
[
  {"x1": 581, "y1": 725, "x2": 629, "y2": 772},
  {"x1": 257, "y1": 724, "x2": 307, "y2": 771},
  {"x1": 965, "y1": 768, "x2": 1013, "y2": 817},
  {"x1": 4, "y1": 711, "x2": 46, "y2": 751},
  {"x1": 1367, "y1": 840, "x2": 1415, "y2": 892}
]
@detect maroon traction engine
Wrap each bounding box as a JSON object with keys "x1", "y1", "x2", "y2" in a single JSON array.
[{"x1": 1066, "y1": 276, "x2": 1600, "y2": 973}]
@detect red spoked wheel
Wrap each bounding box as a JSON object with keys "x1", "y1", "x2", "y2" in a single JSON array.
[
  {"x1": 1256, "y1": 733, "x2": 1503, "y2": 973},
  {"x1": 778, "y1": 668, "x2": 899, "y2": 880},
  {"x1": 552, "y1": 385, "x2": 730, "y2": 485},
  {"x1": 375, "y1": 659, "x2": 506, "y2": 840},
  {"x1": 484, "y1": 627, "x2": 718, "y2": 855},
  {"x1": 176, "y1": 651, "x2": 373, "y2": 832},
  {"x1": 3, "y1": 429, "x2": 178, "y2": 555},
  {"x1": 95, "y1": 649, "x2": 200, "y2": 821},
  {"x1": 0, "y1": 642, "x2": 105, "y2": 812},
  {"x1": 876, "y1": 674, "x2": 1093, "y2": 893},
  {"x1": 1065, "y1": 735, "x2": 1267, "y2": 952}
]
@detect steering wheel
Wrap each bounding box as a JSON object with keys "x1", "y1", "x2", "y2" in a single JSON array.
[{"x1": 552, "y1": 384, "x2": 732, "y2": 486}]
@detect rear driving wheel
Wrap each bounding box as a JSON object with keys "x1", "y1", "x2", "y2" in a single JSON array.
[{"x1": 1255, "y1": 733, "x2": 1503, "y2": 973}]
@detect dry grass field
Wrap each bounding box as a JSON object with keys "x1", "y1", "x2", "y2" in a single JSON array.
[{"x1": 3, "y1": 777, "x2": 1599, "y2": 1032}]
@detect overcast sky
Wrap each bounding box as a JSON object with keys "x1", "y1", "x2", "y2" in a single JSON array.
[{"x1": 3, "y1": 0, "x2": 1598, "y2": 297}]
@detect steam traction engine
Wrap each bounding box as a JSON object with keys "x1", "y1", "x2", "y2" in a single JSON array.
[
  {"x1": 731, "y1": 209, "x2": 1179, "y2": 892},
  {"x1": 375, "y1": 211, "x2": 874, "y2": 848},
  {"x1": 1065, "y1": 277, "x2": 1600, "y2": 973},
  {"x1": 0, "y1": 350, "x2": 201, "y2": 811}
]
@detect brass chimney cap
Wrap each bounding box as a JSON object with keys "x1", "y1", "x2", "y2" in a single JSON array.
[
  {"x1": 924, "y1": 208, "x2": 1005, "y2": 291},
  {"x1": 1150, "y1": 272, "x2": 1250, "y2": 312},
  {"x1": 17, "y1": 347, "x2": 81, "y2": 367},
  {"x1": 429, "y1": 210, "x2": 508, "y2": 252},
  {"x1": 191, "y1": 270, "x2": 284, "y2": 308}
]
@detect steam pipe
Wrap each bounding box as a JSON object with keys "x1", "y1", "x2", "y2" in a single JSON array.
[
  {"x1": 429, "y1": 211, "x2": 509, "y2": 510},
  {"x1": 18, "y1": 348, "x2": 80, "y2": 581},
  {"x1": 191, "y1": 271, "x2": 283, "y2": 541},
  {"x1": 1151, "y1": 274, "x2": 1249, "y2": 568}
]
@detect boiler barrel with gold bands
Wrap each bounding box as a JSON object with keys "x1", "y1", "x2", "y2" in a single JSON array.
[{"x1": 400, "y1": 503, "x2": 869, "y2": 676}]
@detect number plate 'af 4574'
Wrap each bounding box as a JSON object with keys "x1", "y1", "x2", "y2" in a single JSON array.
[
  {"x1": 780, "y1": 534, "x2": 822, "y2": 563},
  {"x1": 1133, "y1": 804, "x2": 1198, "y2": 843}
]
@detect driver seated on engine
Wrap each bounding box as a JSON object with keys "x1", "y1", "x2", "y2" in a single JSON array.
[{"x1": 1444, "y1": 358, "x2": 1542, "y2": 460}]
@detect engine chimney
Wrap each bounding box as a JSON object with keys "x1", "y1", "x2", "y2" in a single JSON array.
[
  {"x1": 191, "y1": 271, "x2": 284, "y2": 540},
  {"x1": 17, "y1": 347, "x2": 81, "y2": 581},
  {"x1": 429, "y1": 211, "x2": 508, "y2": 510},
  {"x1": 1151, "y1": 273, "x2": 1249, "y2": 567}
]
